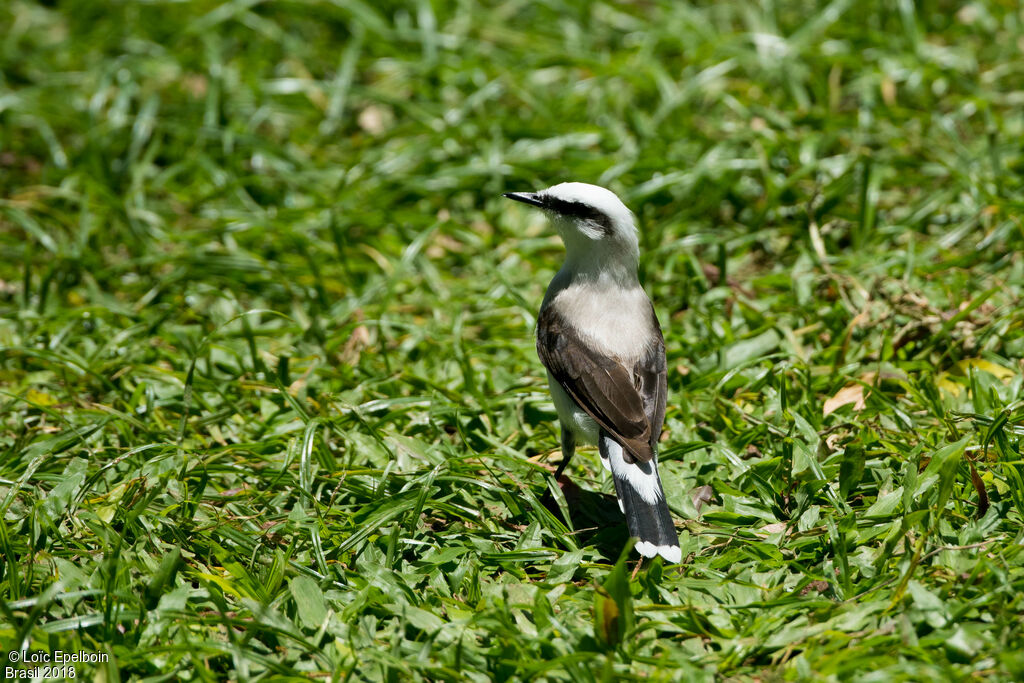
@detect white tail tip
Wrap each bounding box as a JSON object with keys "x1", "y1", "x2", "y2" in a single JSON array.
[{"x1": 635, "y1": 541, "x2": 682, "y2": 563}]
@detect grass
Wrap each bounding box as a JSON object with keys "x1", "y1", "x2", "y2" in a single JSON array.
[{"x1": 2, "y1": 0, "x2": 1024, "y2": 679}]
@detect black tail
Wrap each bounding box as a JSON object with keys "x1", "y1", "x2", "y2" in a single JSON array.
[{"x1": 600, "y1": 431, "x2": 681, "y2": 563}]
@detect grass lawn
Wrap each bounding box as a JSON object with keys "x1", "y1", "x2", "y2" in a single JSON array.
[{"x1": 2, "y1": 0, "x2": 1024, "y2": 680}]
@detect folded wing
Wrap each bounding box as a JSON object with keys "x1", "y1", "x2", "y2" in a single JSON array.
[{"x1": 536, "y1": 305, "x2": 666, "y2": 462}]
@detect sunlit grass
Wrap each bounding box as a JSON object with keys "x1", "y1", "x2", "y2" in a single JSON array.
[{"x1": 2, "y1": 0, "x2": 1024, "y2": 680}]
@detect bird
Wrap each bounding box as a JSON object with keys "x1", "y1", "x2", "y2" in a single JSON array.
[{"x1": 503, "y1": 182, "x2": 681, "y2": 564}]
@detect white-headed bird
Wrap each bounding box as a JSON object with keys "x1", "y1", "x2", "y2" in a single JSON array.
[{"x1": 504, "y1": 182, "x2": 681, "y2": 563}]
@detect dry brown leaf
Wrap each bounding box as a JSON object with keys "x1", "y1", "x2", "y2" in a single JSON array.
[
  {"x1": 690, "y1": 485, "x2": 713, "y2": 513},
  {"x1": 756, "y1": 522, "x2": 788, "y2": 538},
  {"x1": 825, "y1": 433, "x2": 843, "y2": 452},
  {"x1": 339, "y1": 325, "x2": 371, "y2": 366},
  {"x1": 801, "y1": 580, "x2": 830, "y2": 595},
  {"x1": 823, "y1": 384, "x2": 866, "y2": 416}
]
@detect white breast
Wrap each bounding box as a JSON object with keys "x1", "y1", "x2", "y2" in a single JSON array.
[{"x1": 549, "y1": 282, "x2": 655, "y2": 364}]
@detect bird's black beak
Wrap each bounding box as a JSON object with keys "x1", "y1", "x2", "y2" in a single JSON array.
[{"x1": 502, "y1": 192, "x2": 546, "y2": 208}]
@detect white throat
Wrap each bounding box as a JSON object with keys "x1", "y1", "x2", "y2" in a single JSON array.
[{"x1": 552, "y1": 215, "x2": 640, "y2": 288}]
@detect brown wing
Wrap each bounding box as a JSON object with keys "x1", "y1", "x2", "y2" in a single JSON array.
[
  {"x1": 536, "y1": 305, "x2": 665, "y2": 463},
  {"x1": 635, "y1": 304, "x2": 667, "y2": 446}
]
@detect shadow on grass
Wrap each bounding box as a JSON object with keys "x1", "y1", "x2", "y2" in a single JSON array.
[{"x1": 540, "y1": 477, "x2": 633, "y2": 563}]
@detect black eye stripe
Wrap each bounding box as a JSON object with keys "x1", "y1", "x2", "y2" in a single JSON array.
[{"x1": 543, "y1": 197, "x2": 614, "y2": 234}]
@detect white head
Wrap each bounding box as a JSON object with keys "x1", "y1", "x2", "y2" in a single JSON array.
[{"x1": 503, "y1": 182, "x2": 640, "y2": 280}]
